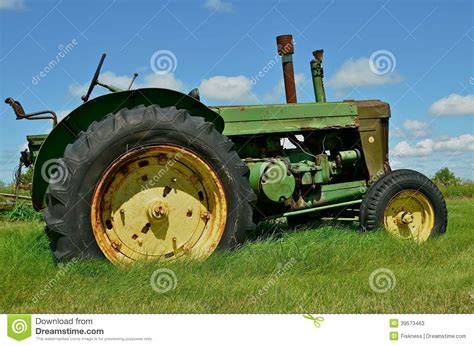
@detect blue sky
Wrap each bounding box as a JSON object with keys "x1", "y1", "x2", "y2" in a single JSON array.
[{"x1": 0, "y1": 0, "x2": 473, "y2": 183}]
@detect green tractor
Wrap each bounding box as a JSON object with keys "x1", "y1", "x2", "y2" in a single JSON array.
[{"x1": 5, "y1": 35, "x2": 447, "y2": 265}]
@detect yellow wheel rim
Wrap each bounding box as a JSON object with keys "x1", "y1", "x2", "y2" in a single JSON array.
[
  {"x1": 91, "y1": 145, "x2": 227, "y2": 265},
  {"x1": 384, "y1": 189, "x2": 435, "y2": 243}
]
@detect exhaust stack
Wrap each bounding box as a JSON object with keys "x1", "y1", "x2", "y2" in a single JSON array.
[{"x1": 276, "y1": 35, "x2": 297, "y2": 103}]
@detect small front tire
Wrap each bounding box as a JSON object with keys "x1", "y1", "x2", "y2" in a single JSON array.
[{"x1": 359, "y1": 169, "x2": 447, "y2": 243}]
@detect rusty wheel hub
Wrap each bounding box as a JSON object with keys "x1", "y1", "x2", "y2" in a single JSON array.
[
  {"x1": 90, "y1": 145, "x2": 228, "y2": 265},
  {"x1": 383, "y1": 189, "x2": 435, "y2": 243}
]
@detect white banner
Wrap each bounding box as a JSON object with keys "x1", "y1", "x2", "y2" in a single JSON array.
[{"x1": 1, "y1": 314, "x2": 472, "y2": 346}]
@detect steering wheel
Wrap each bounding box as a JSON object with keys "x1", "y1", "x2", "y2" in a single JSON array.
[{"x1": 81, "y1": 53, "x2": 106, "y2": 102}]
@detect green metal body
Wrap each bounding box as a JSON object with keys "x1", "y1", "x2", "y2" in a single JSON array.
[
  {"x1": 310, "y1": 59, "x2": 326, "y2": 103},
  {"x1": 248, "y1": 159, "x2": 296, "y2": 202},
  {"x1": 26, "y1": 134, "x2": 48, "y2": 165},
  {"x1": 213, "y1": 102, "x2": 357, "y2": 135},
  {"x1": 211, "y1": 98, "x2": 390, "y2": 219},
  {"x1": 27, "y1": 87, "x2": 390, "y2": 220},
  {"x1": 283, "y1": 199, "x2": 362, "y2": 217},
  {"x1": 212, "y1": 99, "x2": 390, "y2": 178}
]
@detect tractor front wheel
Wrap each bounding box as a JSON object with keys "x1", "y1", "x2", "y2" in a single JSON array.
[{"x1": 359, "y1": 169, "x2": 447, "y2": 243}]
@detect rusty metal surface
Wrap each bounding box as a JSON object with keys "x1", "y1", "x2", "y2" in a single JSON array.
[
  {"x1": 276, "y1": 34, "x2": 294, "y2": 55},
  {"x1": 276, "y1": 35, "x2": 297, "y2": 103},
  {"x1": 352, "y1": 101, "x2": 390, "y2": 180},
  {"x1": 313, "y1": 49, "x2": 324, "y2": 61},
  {"x1": 349, "y1": 99, "x2": 391, "y2": 119},
  {"x1": 90, "y1": 144, "x2": 228, "y2": 265},
  {"x1": 4, "y1": 97, "x2": 57, "y2": 125},
  {"x1": 0, "y1": 193, "x2": 31, "y2": 201}
]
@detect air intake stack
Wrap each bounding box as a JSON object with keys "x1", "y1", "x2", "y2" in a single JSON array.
[{"x1": 310, "y1": 49, "x2": 326, "y2": 102}]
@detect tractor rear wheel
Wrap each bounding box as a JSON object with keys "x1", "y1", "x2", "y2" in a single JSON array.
[
  {"x1": 359, "y1": 169, "x2": 447, "y2": 243},
  {"x1": 43, "y1": 105, "x2": 255, "y2": 265}
]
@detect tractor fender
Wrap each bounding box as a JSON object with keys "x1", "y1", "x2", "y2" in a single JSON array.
[{"x1": 31, "y1": 88, "x2": 224, "y2": 210}]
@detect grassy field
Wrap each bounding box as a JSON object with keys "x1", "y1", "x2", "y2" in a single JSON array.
[
  {"x1": 0, "y1": 198, "x2": 473, "y2": 314},
  {"x1": 438, "y1": 184, "x2": 474, "y2": 199}
]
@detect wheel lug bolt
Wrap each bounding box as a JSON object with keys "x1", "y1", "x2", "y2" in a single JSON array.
[
  {"x1": 402, "y1": 212, "x2": 414, "y2": 224},
  {"x1": 157, "y1": 154, "x2": 168, "y2": 164},
  {"x1": 201, "y1": 211, "x2": 210, "y2": 220},
  {"x1": 111, "y1": 240, "x2": 122, "y2": 249}
]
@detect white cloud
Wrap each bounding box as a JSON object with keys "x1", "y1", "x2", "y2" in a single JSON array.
[
  {"x1": 390, "y1": 157, "x2": 403, "y2": 169},
  {"x1": 57, "y1": 109, "x2": 73, "y2": 121},
  {"x1": 69, "y1": 70, "x2": 305, "y2": 105},
  {"x1": 198, "y1": 73, "x2": 307, "y2": 104},
  {"x1": 428, "y1": 94, "x2": 474, "y2": 116},
  {"x1": 203, "y1": 0, "x2": 233, "y2": 12},
  {"x1": 391, "y1": 139, "x2": 434, "y2": 157},
  {"x1": 435, "y1": 134, "x2": 474, "y2": 151},
  {"x1": 403, "y1": 119, "x2": 426, "y2": 131},
  {"x1": 198, "y1": 75, "x2": 255, "y2": 102},
  {"x1": 392, "y1": 134, "x2": 474, "y2": 157},
  {"x1": 403, "y1": 119, "x2": 429, "y2": 137},
  {"x1": 0, "y1": 0, "x2": 25, "y2": 10},
  {"x1": 326, "y1": 57, "x2": 403, "y2": 89},
  {"x1": 392, "y1": 119, "x2": 429, "y2": 139},
  {"x1": 69, "y1": 84, "x2": 87, "y2": 98},
  {"x1": 69, "y1": 71, "x2": 186, "y2": 97},
  {"x1": 140, "y1": 72, "x2": 185, "y2": 91},
  {"x1": 18, "y1": 142, "x2": 28, "y2": 151},
  {"x1": 262, "y1": 73, "x2": 306, "y2": 103}
]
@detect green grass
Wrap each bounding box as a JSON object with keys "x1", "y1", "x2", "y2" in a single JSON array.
[
  {"x1": 0, "y1": 202, "x2": 42, "y2": 222},
  {"x1": 439, "y1": 183, "x2": 474, "y2": 199},
  {"x1": 0, "y1": 199, "x2": 472, "y2": 314}
]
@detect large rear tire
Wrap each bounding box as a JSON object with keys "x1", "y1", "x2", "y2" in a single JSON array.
[
  {"x1": 43, "y1": 105, "x2": 255, "y2": 264},
  {"x1": 359, "y1": 169, "x2": 447, "y2": 243}
]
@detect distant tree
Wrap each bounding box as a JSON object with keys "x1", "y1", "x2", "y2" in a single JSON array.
[
  {"x1": 7, "y1": 166, "x2": 34, "y2": 192},
  {"x1": 432, "y1": 167, "x2": 460, "y2": 187},
  {"x1": 19, "y1": 167, "x2": 33, "y2": 185}
]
